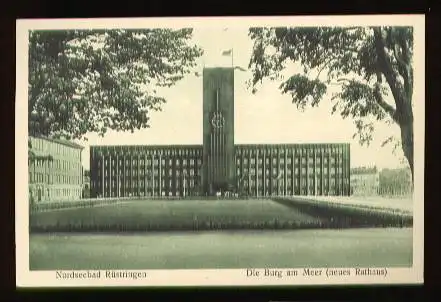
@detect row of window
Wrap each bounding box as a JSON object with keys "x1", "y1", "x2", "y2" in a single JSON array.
[
  {"x1": 238, "y1": 164, "x2": 345, "y2": 172},
  {"x1": 237, "y1": 156, "x2": 347, "y2": 165},
  {"x1": 235, "y1": 148, "x2": 348, "y2": 156},
  {"x1": 93, "y1": 150, "x2": 203, "y2": 157},
  {"x1": 97, "y1": 168, "x2": 201, "y2": 177},
  {"x1": 94, "y1": 149, "x2": 348, "y2": 159},
  {"x1": 97, "y1": 174, "x2": 201, "y2": 183},
  {"x1": 238, "y1": 167, "x2": 346, "y2": 176},
  {"x1": 98, "y1": 158, "x2": 203, "y2": 167},
  {"x1": 29, "y1": 186, "x2": 82, "y2": 201},
  {"x1": 95, "y1": 190, "x2": 200, "y2": 198},
  {"x1": 32, "y1": 158, "x2": 82, "y2": 172},
  {"x1": 29, "y1": 172, "x2": 82, "y2": 185},
  {"x1": 96, "y1": 157, "x2": 347, "y2": 168},
  {"x1": 94, "y1": 165, "x2": 347, "y2": 177},
  {"x1": 239, "y1": 179, "x2": 349, "y2": 187},
  {"x1": 95, "y1": 179, "x2": 198, "y2": 189}
]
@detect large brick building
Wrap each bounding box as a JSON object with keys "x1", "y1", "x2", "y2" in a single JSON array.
[
  {"x1": 90, "y1": 67, "x2": 351, "y2": 198},
  {"x1": 28, "y1": 136, "x2": 84, "y2": 202}
]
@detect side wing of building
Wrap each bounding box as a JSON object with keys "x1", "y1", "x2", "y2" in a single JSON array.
[
  {"x1": 89, "y1": 145, "x2": 203, "y2": 198},
  {"x1": 28, "y1": 136, "x2": 84, "y2": 202},
  {"x1": 235, "y1": 144, "x2": 351, "y2": 197}
]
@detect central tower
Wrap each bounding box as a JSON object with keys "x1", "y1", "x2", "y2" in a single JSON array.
[{"x1": 202, "y1": 68, "x2": 236, "y2": 194}]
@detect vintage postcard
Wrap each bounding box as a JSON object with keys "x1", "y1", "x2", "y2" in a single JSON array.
[{"x1": 16, "y1": 15, "x2": 424, "y2": 287}]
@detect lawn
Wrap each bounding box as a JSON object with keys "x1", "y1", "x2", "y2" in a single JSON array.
[
  {"x1": 30, "y1": 199, "x2": 325, "y2": 232},
  {"x1": 29, "y1": 228, "x2": 413, "y2": 270}
]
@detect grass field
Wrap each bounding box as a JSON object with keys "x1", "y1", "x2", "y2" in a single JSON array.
[
  {"x1": 30, "y1": 228, "x2": 413, "y2": 270},
  {"x1": 30, "y1": 199, "x2": 325, "y2": 232}
]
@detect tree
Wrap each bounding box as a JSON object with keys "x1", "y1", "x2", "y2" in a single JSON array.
[
  {"x1": 248, "y1": 26, "x2": 414, "y2": 182},
  {"x1": 28, "y1": 28, "x2": 203, "y2": 157}
]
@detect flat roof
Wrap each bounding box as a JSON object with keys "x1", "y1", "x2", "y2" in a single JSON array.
[{"x1": 31, "y1": 136, "x2": 84, "y2": 150}]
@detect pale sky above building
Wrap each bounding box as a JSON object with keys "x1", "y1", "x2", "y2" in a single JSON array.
[{"x1": 80, "y1": 26, "x2": 408, "y2": 171}]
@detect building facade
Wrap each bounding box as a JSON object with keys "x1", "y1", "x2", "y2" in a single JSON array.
[
  {"x1": 235, "y1": 144, "x2": 350, "y2": 197},
  {"x1": 90, "y1": 145, "x2": 203, "y2": 198},
  {"x1": 28, "y1": 136, "x2": 84, "y2": 202},
  {"x1": 350, "y1": 166, "x2": 380, "y2": 196},
  {"x1": 90, "y1": 67, "x2": 351, "y2": 198}
]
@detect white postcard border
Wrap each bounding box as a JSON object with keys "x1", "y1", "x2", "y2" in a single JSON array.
[{"x1": 16, "y1": 15, "x2": 425, "y2": 287}]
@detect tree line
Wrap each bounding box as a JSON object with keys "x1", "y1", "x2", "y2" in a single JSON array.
[{"x1": 28, "y1": 26, "x2": 414, "y2": 185}]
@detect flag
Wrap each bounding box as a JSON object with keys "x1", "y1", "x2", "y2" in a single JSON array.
[{"x1": 222, "y1": 49, "x2": 232, "y2": 56}]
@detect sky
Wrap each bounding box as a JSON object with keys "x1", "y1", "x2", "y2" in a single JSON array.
[{"x1": 80, "y1": 27, "x2": 408, "y2": 171}]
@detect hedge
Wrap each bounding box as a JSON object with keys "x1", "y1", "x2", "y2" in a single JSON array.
[{"x1": 271, "y1": 197, "x2": 413, "y2": 228}]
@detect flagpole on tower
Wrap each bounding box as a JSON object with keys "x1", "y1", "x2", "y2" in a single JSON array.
[{"x1": 231, "y1": 48, "x2": 234, "y2": 67}]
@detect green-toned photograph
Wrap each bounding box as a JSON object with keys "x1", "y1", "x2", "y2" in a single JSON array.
[{"x1": 26, "y1": 22, "x2": 416, "y2": 273}]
